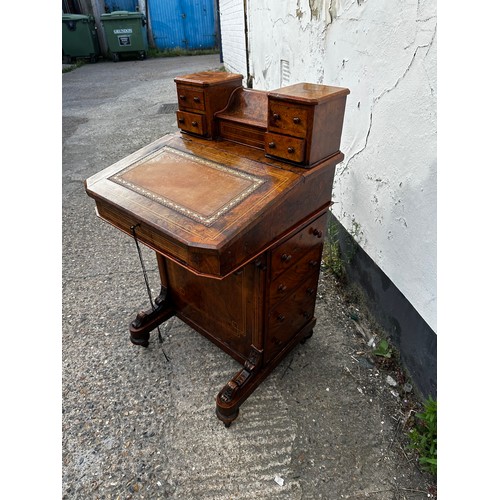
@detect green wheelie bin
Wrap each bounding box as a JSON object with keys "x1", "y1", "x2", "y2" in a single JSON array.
[
  {"x1": 62, "y1": 14, "x2": 100, "y2": 63},
  {"x1": 100, "y1": 11, "x2": 148, "y2": 62}
]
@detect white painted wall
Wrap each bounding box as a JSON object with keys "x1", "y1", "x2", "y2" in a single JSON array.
[
  {"x1": 221, "y1": 0, "x2": 437, "y2": 332},
  {"x1": 218, "y1": 0, "x2": 248, "y2": 85}
]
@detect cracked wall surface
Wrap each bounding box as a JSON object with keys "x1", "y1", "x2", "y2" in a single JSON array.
[{"x1": 221, "y1": 0, "x2": 437, "y2": 332}]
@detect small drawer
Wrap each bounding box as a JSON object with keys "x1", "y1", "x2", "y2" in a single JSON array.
[
  {"x1": 266, "y1": 274, "x2": 318, "y2": 362},
  {"x1": 176, "y1": 110, "x2": 207, "y2": 136},
  {"x1": 271, "y1": 213, "x2": 327, "y2": 281},
  {"x1": 264, "y1": 132, "x2": 305, "y2": 163},
  {"x1": 268, "y1": 101, "x2": 309, "y2": 138},
  {"x1": 269, "y1": 246, "x2": 323, "y2": 307},
  {"x1": 176, "y1": 85, "x2": 206, "y2": 111}
]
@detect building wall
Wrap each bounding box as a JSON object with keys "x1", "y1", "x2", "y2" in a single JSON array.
[
  {"x1": 218, "y1": 0, "x2": 248, "y2": 84},
  {"x1": 240, "y1": 0, "x2": 437, "y2": 333}
]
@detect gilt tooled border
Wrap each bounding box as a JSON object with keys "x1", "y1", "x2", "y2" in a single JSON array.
[{"x1": 110, "y1": 146, "x2": 265, "y2": 227}]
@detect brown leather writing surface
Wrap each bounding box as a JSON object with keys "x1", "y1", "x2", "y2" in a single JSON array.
[{"x1": 112, "y1": 146, "x2": 264, "y2": 226}]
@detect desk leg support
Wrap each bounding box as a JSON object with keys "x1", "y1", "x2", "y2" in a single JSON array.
[
  {"x1": 129, "y1": 253, "x2": 176, "y2": 347},
  {"x1": 216, "y1": 345, "x2": 263, "y2": 427},
  {"x1": 129, "y1": 285, "x2": 176, "y2": 346}
]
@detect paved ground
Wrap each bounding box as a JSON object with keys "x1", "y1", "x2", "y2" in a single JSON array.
[{"x1": 62, "y1": 54, "x2": 435, "y2": 499}]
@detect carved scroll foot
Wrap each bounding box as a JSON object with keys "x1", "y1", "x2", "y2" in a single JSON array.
[
  {"x1": 129, "y1": 285, "x2": 175, "y2": 347},
  {"x1": 216, "y1": 346, "x2": 263, "y2": 427}
]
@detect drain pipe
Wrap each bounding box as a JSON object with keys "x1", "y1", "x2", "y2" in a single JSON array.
[{"x1": 243, "y1": 0, "x2": 252, "y2": 88}]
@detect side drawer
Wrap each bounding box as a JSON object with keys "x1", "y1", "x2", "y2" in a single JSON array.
[
  {"x1": 176, "y1": 110, "x2": 207, "y2": 136},
  {"x1": 176, "y1": 85, "x2": 206, "y2": 111},
  {"x1": 268, "y1": 101, "x2": 309, "y2": 138},
  {"x1": 264, "y1": 132, "x2": 306, "y2": 163},
  {"x1": 270, "y1": 212, "x2": 327, "y2": 281},
  {"x1": 269, "y1": 245, "x2": 323, "y2": 307},
  {"x1": 266, "y1": 274, "x2": 318, "y2": 362}
]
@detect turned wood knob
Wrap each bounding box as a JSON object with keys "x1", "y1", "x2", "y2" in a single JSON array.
[
  {"x1": 309, "y1": 260, "x2": 318, "y2": 267},
  {"x1": 278, "y1": 283, "x2": 287, "y2": 292},
  {"x1": 193, "y1": 96, "x2": 200, "y2": 103},
  {"x1": 281, "y1": 253, "x2": 292, "y2": 262},
  {"x1": 179, "y1": 94, "x2": 186, "y2": 100},
  {"x1": 273, "y1": 113, "x2": 280, "y2": 121},
  {"x1": 313, "y1": 228, "x2": 323, "y2": 238},
  {"x1": 287, "y1": 147, "x2": 295, "y2": 154},
  {"x1": 306, "y1": 287, "x2": 315, "y2": 295},
  {"x1": 303, "y1": 312, "x2": 311, "y2": 319},
  {"x1": 178, "y1": 117, "x2": 185, "y2": 123},
  {"x1": 277, "y1": 314, "x2": 285, "y2": 322},
  {"x1": 293, "y1": 117, "x2": 300, "y2": 124},
  {"x1": 268, "y1": 141, "x2": 276, "y2": 148},
  {"x1": 191, "y1": 121, "x2": 198, "y2": 127}
]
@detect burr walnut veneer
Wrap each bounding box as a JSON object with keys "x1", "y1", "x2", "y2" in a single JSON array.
[{"x1": 85, "y1": 72, "x2": 349, "y2": 426}]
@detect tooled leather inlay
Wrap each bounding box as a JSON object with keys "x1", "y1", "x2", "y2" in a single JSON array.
[{"x1": 111, "y1": 146, "x2": 265, "y2": 226}]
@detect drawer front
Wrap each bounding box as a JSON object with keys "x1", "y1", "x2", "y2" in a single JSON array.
[
  {"x1": 268, "y1": 101, "x2": 309, "y2": 138},
  {"x1": 264, "y1": 132, "x2": 305, "y2": 163},
  {"x1": 176, "y1": 110, "x2": 207, "y2": 136},
  {"x1": 269, "y1": 245, "x2": 323, "y2": 307},
  {"x1": 271, "y1": 212, "x2": 327, "y2": 281},
  {"x1": 266, "y1": 274, "x2": 318, "y2": 362},
  {"x1": 176, "y1": 85, "x2": 206, "y2": 111}
]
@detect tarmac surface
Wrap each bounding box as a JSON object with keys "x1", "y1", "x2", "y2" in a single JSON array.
[{"x1": 62, "y1": 54, "x2": 435, "y2": 499}]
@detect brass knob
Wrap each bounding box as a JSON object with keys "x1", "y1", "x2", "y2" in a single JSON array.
[
  {"x1": 191, "y1": 121, "x2": 198, "y2": 127},
  {"x1": 287, "y1": 147, "x2": 295, "y2": 154},
  {"x1": 268, "y1": 141, "x2": 276, "y2": 148},
  {"x1": 273, "y1": 113, "x2": 280, "y2": 121},
  {"x1": 278, "y1": 283, "x2": 287, "y2": 292},
  {"x1": 281, "y1": 254, "x2": 292, "y2": 263},
  {"x1": 293, "y1": 117, "x2": 300, "y2": 124},
  {"x1": 313, "y1": 228, "x2": 323, "y2": 238}
]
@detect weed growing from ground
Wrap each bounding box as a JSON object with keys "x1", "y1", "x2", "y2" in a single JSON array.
[{"x1": 408, "y1": 396, "x2": 437, "y2": 476}]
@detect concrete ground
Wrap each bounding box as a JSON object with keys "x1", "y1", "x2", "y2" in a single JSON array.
[{"x1": 62, "y1": 54, "x2": 435, "y2": 499}]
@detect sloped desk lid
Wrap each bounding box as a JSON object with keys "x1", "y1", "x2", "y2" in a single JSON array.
[{"x1": 85, "y1": 134, "x2": 335, "y2": 278}]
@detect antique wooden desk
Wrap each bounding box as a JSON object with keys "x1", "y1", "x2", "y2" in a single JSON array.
[{"x1": 85, "y1": 72, "x2": 349, "y2": 426}]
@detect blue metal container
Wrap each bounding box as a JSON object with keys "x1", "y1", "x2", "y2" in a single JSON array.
[{"x1": 148, "y1": 0, "x2": 217, "y2": 50}]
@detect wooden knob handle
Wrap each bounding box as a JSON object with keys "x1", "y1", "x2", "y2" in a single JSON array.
[
  {"x1": 281, "y1": 254, "x2": 292, "y2": 262},
  {"x1": 306, "y1": 287, "x2": 314, "y2": 295},
  {"x1": 313, "y1": 228, "x2": 323, "y2": 238},
  {"x1": 293, "y1": 117, "x2": 300, "y2": 124},
  {"x1": 309, "y1": 260, "x2": 318, "y2": 267},
  {"x1": 191, "y1": 121, "x2": 198, "y2": 127},
  {"x1": 179, "y1": 95, "x2": 186, "y2": 100},
  {"x1": 287, "y1": 147, "x2": 295, "y2": 154},
  {"x1": 268, "y1": 141, "x2": 276, "y2": 148},
  {"x1": 277, "y1": 314, "x2": 285, "y2": 322},
  {"x1": 178, "y1": 117, "x2": 185, "y2": 123},
  {"x1": 278, "y1": 283, "x2": 287, "y2": 292},
  {"x1": 273, "y1": 113, "x2": 280, "y2": 120},
  {"x1": 193, "y1": 96, "x2": 200, "y2": 103}
]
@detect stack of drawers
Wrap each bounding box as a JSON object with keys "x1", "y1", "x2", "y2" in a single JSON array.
[
  {"x1": 265, "y1": 83, "x2": 350, "y2": 167},
  {"x1": 174, "y1": 72, "x2": 243, "y2": 139},
  {"x1": 265, "y1": 212, "x2": 328, "y2": 362}
]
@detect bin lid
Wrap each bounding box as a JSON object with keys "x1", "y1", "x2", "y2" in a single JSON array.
[
  {"x1": 62, "y1": 14, "x2": 92, "y2": 22},
  {"x1": 100, "y1": 10, "x2": 144, "y2": 20}
]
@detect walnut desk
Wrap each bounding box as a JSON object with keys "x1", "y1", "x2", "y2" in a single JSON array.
[{"x1": 85, "y1": 72, "x2": 349, "y2": 426}]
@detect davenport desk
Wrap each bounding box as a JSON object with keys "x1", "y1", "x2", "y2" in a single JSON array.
[{"x1": 85, "y1": 71, "x2": 349, "y2": 426}]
